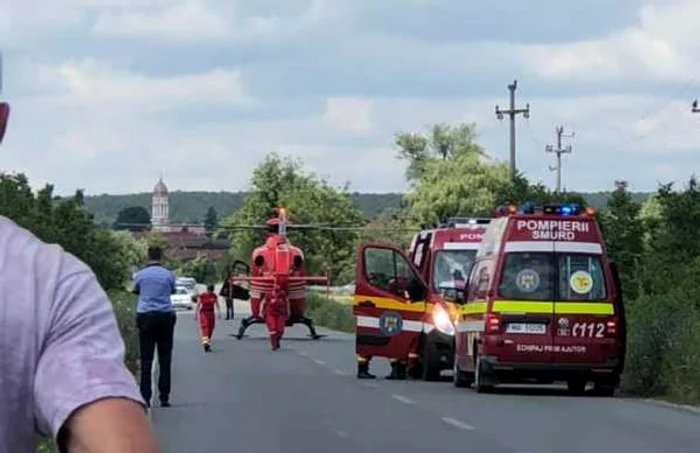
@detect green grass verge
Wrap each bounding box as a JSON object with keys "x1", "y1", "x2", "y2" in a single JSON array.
[
  {"x1": 36, "y1": 289, "x2": 139, "y2": 452},
  {"x1": 306, "y1": 292, "x2": 355, "y2": 333}
]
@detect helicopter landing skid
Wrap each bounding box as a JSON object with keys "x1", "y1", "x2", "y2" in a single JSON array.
[
  {"x1": 235, "y1": 315, "x2": 324, "y2": 340},
  {"x1": 234, "y1": 315, "x2": 265, "y2": 339},
  {"x1": 287, "y1": 316, "x2": 323, "y2": 340}
]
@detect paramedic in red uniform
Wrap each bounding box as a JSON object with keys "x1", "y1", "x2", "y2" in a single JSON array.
[
  {"x1": 195, "y1": 284, "x2": 220, "y2": 352},
  {"x1": 262, "y1": 285, "x2": 288, "y2": 351}
]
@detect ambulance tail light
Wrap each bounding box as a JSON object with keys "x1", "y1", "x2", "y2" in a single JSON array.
[
  {"x1": 606, "y1": 318, "x2": 617, "y2": 336},
  {"x1": 485, "y1": 312, "x2": 501, "y2": 334}
]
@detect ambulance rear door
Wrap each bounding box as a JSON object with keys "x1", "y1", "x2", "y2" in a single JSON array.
[
  {"x1": 553, "y1": 221, "x2": 617, "y2": 365},
  {"x1": 354, "y1": 243, "x2": 428, "y2": 359},
  {"x1": 494, "y1": 220, "x2": 556, "y2": 364}
]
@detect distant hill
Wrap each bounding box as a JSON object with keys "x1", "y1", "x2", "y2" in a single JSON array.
[
  {"x1": 84, "y1": 191, "x2": 404, "y2": 226},
  {"x1": 83, "y1": 190, "x2": 651, "y2": 226}
]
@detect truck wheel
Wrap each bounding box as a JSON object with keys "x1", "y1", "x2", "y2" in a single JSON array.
[
  {"x1": 566, "y1": 378, "x2": 587, "y2": 395},
  {"x1": 592, "y1": 378, "x2": 617, "y2": 397},
  {"x1": 473, "y1": 354, "x2": 494, "y2": 393},
  {"x1": 407, "y1": 362, "x2": 423, "y2": 379},
  {"x1": 453, "y1": 358, "x2": 472, "y2": 388}
]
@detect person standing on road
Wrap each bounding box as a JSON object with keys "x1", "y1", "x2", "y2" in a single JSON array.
[
  {"x1": 195, "y1": 284, "x2": 221, "y2": 352},
  {"x1": 0, "y1": 215, "x2": 159, "y2": 453},
  {"x1": 220, "y1": 269, "x2": 235, "y2": 320},
  {"x1": 132, "y1": 246, "x2": 177, "y2": 408}
]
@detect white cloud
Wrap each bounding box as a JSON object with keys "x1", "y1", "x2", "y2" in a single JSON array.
[
  {"x1": 26, "y1": 59, "x2": 250, "y2": 112},
  {"x1": 6, "y1": 0, "x2": 700, "y2": 199},
  {"x1": 520, "y1": 0, "x2": 700, "y2": 83},
  {"x1": 323, "y1": 97, "x2": 373, "y2": 134},
  {"x1": 92, "y1": 0, "x2": 232, "y2": 41}
]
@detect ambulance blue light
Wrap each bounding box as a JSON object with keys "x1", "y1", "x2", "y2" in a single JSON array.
[{"x1": 544, "y1": 203, "x2": 581, "y2": 215}]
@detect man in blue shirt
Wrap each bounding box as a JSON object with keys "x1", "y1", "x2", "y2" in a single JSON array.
[{"x1": 132, "y1": 246, "x2": 176, "y2": 408}]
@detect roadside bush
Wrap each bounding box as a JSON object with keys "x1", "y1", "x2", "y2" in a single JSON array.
[{"x1": 306, "y1": 292, "x2": 354, "y2": 333}]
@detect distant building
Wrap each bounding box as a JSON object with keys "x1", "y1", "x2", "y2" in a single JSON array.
[
  {"x1": 150, "y1": 177, "x2": 206, "y2": 235},
  {"x1": 134, "y1": 176, "x2": 227, "y2": 262}
]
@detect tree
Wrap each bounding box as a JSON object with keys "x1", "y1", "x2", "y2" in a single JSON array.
[
  {"x1": 639, "y1": 177, "x2": 700, "y2": 295},
  {"x1": 220, "y1": 153, "x2": 365, "y2": 282},
  {"x1": 204, "y1": 206, "x2": 218, "y2": 235},
  {"x1": 114, "y1": 206, "x2": 151, "y2": 231},
  {"x1": 395, "y1": 122, "x2": 487, "y2": 184},
  {"x1": 395, "y1": 122, "x2": 588, "y2": 227},
  {"x1": 599, "y1": 183, "x2": 644, "y2": 301},
  {"x1": 406, "y1": 152, "x2": 511, "y2": 226},
  {"x1": 0, "y1": 172, "x2": 145, "y2": 290}
]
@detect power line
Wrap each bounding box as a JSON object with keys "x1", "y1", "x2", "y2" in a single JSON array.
[
  {"x1": 496, "y1": 79, "x2": 530, "y2": 181},
  {"x1": 545, "y1": 126, "x2": 574, "y2": 194}
]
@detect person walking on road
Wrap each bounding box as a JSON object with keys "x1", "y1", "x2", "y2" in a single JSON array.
[
  {"x1": 132, "y1": 246, "x2": 177, "y2": 408},
  {"x1": 220, "y1": 269, "x2": 235, "y2": 320},
  {"x1": 196, "y1": 284, "x2": 221, "y2": 352}
]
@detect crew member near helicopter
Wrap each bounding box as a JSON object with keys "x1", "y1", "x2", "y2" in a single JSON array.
[
  {"x1": 195, "y1": 284, "x2": 220, "y2": 352},
  {"x1": 261, "y1": 285, "x2": 288, "y2": 351}
]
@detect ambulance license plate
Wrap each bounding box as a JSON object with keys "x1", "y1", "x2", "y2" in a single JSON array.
[{"x1": 506, "y1": 323, "x2": 546, "y2": 334}]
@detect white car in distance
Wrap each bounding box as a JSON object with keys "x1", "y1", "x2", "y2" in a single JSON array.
[{"x1": 171, "y1": 285, "x2": 195, "y2": 310}]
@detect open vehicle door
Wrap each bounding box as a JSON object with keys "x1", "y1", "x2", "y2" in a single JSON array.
[{"x1": 354, "y1": 243, "x2": 428, "y2": 360}]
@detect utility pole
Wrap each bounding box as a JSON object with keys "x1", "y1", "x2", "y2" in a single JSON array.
[
  {"x1": 693, "y1": 99, "x2": 700, "y2": 113},
  {"x1": 545, "y1": 126, "x2": 574, "y2": 193},
  {"x1": 496, "y1": 80, "x2": 530, "y2": 181}
]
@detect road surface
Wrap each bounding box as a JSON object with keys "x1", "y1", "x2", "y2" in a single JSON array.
[{"x1": 152, "y1": 301, "x2": 700, "y2": 453}]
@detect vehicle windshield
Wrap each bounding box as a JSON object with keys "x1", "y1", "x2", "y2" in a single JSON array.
[
  {"x1": 432, "y1": 249, "x2": 476, "y2": 291},
  {"x1": 498, "y1": 252, "x2": 606, "y2": 301},
  {"x1": 174, "y1": 286, "x2": 188, "y2": 295}
]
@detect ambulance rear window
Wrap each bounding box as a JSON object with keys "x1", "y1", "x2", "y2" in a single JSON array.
[
  {"x1": 498, "y1": 252, "x2": 554, "y2": 301},
  {"x1": 498, "y1": 252, "x2": 607, "y2": 301},
  {"x1": 557, "y1": 254, "x2": 606, "y2": 300}
]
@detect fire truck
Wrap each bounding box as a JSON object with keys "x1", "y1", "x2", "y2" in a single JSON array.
[
  {"x1": 353, "y1": 218, "x2": 489, "y2": 381},
  {"x1": 406, "y1": 218, "x2": 490, "y2": 380}
]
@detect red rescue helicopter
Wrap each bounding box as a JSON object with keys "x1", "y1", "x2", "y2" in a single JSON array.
[
  {"x1": 223, "y1": 207, "x2": 418, "y2": 344},
  {"x1": 228, "y1": 206, "x2": 331, "y2": 342}
]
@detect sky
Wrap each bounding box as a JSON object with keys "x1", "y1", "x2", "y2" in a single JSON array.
[{"x1": 3, "y1": 0, "x2": 700, "y2": 196}]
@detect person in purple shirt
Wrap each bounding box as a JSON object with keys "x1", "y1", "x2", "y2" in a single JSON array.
[{"x1": 0, "y1": 216, "x2": 160, "y2": 452}]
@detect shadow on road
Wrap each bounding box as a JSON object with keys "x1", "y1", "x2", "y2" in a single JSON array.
[{"x1": 227, "y1": 334, "x2": 349, "y2": 343}]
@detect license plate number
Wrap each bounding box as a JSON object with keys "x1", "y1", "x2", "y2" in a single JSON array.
[{"x1": 506, "y1": 323, "x2": 546, "y2": 334}]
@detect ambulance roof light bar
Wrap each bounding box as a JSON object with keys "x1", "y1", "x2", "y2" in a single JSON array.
[
  {"x1": 492, "y1": 202, "x2": 596, "y2": 217},
  {"x1": 441, "y1": 217, "x2": 491, "y2": 228}
]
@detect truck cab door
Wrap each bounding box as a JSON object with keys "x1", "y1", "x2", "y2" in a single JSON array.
[{"x1": 354, "y1": 243, "x2": 428, "y2": 360}]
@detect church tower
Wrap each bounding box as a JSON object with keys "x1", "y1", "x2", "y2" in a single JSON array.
[{"x1": 152, "y1": 177, "x2": 169, "y2": 227}]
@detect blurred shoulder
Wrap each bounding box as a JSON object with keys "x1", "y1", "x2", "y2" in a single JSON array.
[{"x1": 0, "y1": 216, "x2": 89, "y2": 284}]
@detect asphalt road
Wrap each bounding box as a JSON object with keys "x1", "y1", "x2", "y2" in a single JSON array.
[{"x1": 152, "y1": 300, "x2": 700, "y2": 453}]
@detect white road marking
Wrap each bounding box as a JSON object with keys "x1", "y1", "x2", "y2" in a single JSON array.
[
  {"x1": 333, "y1": 369, "x2": 347, "y2": 376},
  {"x1": 297, "y1": 351, "x2": 309, "y2": 357},
  {"x1": 313, "y1": 358, "x2": 326, "y2": 365},
  {"x1": 360, "y1": 382, "x2": 379, "y2": 388},
  {"x1": 391, "y1": 394, "x2": 415, "y2": 405},
  {"x1": 440, "y1": 417, "x2": 476, "y2": 431},
  {"x1": 336, "y1": 430, "x2": 349, "y2": 438}
]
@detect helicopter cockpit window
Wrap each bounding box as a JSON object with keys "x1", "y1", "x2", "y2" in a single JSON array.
[{"x1": 364, "y1": 247, "x2": 423, "y2": 301}]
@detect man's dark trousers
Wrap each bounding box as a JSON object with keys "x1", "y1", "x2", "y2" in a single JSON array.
[{"x1": 137, "y1": 311, "x2": 176, "y2": 405}]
